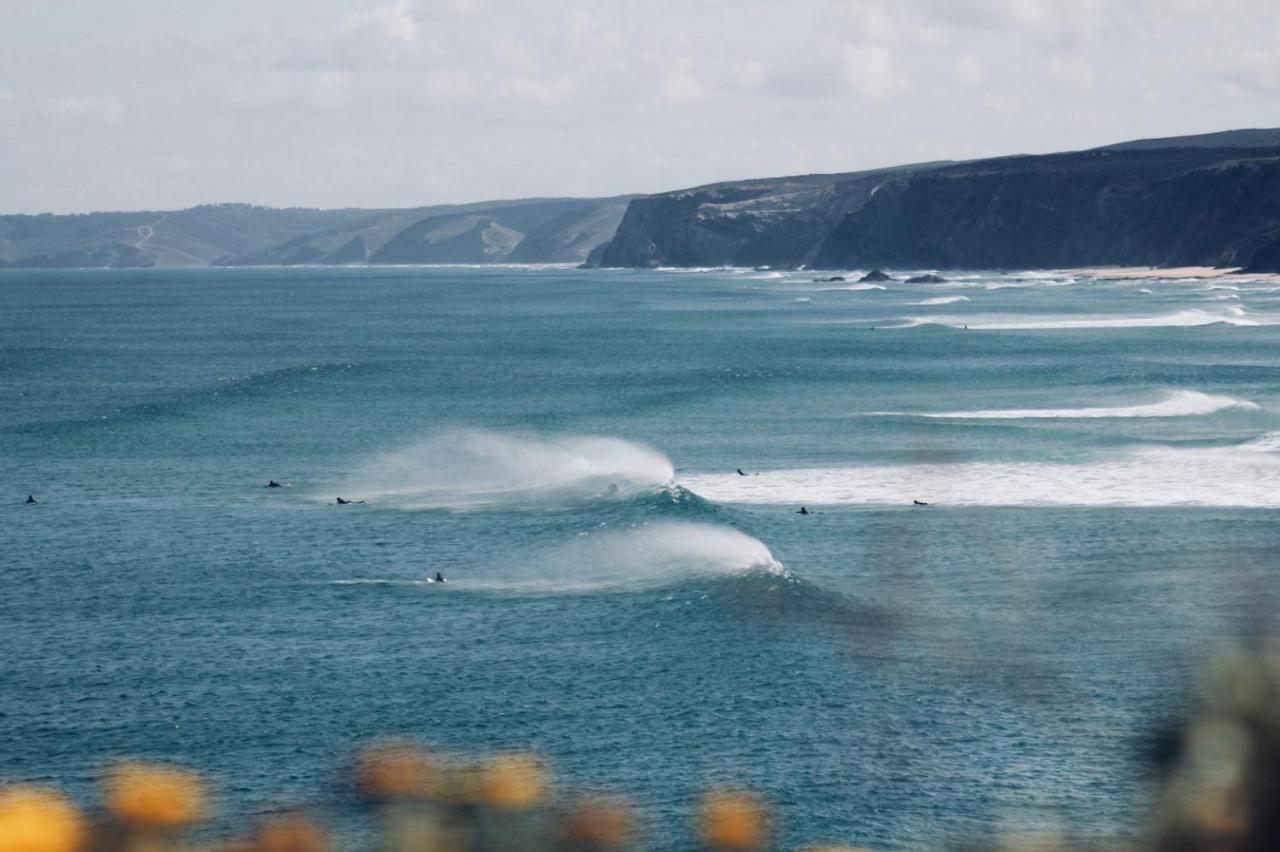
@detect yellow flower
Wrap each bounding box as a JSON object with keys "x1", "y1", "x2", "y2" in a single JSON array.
[
  {"x1": 698, "y1": 790, "x2": 767, "y2": 851},
  {"x1": 563, "y1": 796, "x2": 636, "y2": 849},
  {"x1": 248, "y1": 814, "x2": 328, "y2": 852},
  {"x1": 0, "y1": 786, "x2": 84, "y2": 852},
  {"x1": 103, "y1": 763, "x2": 206, "y2": 829},
  {"x1": 479, "y1": 754, "x2": 546, "y2": 810},
  {"x1": 355, "y1": 742, "x2": 440, "y2": 801}
]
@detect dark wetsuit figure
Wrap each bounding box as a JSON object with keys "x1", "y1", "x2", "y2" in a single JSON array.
[
  {"x1": 797, "y1": 506, "x2": 810, "y2": 515},
  {"x1": 435, "y1": 572, "x2": 446, "y2": 583},
  {"x1": 335, "y1": 497, "x2": 365, "y2": 505},
  {"x1": 913, "y1": 500, "x2": 929, "y2": 506},
  {"x1": 737, "y1": 468, "x2": 748, "y2": 476},
  {"x1": 25, "y1": 495, "x2": 37, "y2": 504},
  {"x1": 267, "y1": 480, "x2": 282, "y2": 488}
]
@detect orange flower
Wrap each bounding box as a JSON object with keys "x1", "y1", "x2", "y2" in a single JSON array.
[
  {"x1": 479, "y1": 754, "x2": 546, "y2": 810},
  {"x1": 103, "y1": 763, "x2": 206, "y2": 829},
  {"x1": 698, "y1": 790, "x2": 767, "y2": 851},
  {"x1": 355, "y1": 742, "x2": 439, "y2": 801},
  {"x1": 563, "y1": 796, "x2": 636, "y2": 849},
  {"x1": 0, "y1": 786, "x2": 85, "y2": 852},
  {"x1": 248, "y1": 815, "x2": 328, "y2": 852}
]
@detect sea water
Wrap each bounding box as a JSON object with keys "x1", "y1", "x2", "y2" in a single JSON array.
[{"x1": 4, "y1": 265, "x2": 1280, "y2": 848}]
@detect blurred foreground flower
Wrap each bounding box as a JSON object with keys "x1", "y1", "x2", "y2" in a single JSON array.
[
  {"x1": 562, "y1": 796, "x2": 635, "y2": 851},
  {"x1": 243, "y1": 814, "x2": 328, "y2": 852},
  {"x1": 697, "y1": 790, "x2": 768, "y2": 851},
  {"x1": 1149, "y1": 641, "x2": 1280, "y2": 852},
  {"x1": 479, "y1": 755, "x2": 545, "y2": 811},
  {"x1": 103, "y1": 763, "x2": 205, "y2": 830},
  {"x1": 356, "y1": 743, "x2": 441, "y2": 803},
  {"x1": 0, "y1": 787, "x2": 84, "y2": 852}
]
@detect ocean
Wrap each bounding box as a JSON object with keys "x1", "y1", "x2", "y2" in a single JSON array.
[{"x1": 4, "y1": 265, "x2": 1280, "y2": 849}]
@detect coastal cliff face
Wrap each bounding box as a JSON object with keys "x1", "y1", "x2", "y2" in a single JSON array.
[{"x1": 595, "y1": 134, "x2": 1280, "y2": 272}]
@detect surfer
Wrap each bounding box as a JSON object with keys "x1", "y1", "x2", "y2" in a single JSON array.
[
  {"x1": 25, "y1": 495, "x2": 37, "y2": 504},
  {"x1": 737, "y1": 468, "x2": 748, "y2": 476},
  {"x1": 607, "y1": 483, "x2": 619, "y2": 496},
  {"x1": 797, "y1": 506, "x2": 810, "y2": 515},
  {"x1": 267, "y1": 480, "x2": 282, "y2": 488},
  {"x1": 913, "y1": 499, "x2": 929, "y2": 506},
  {"x1": 435, "y1": 572, "x2": 446, "y2": 583},
  {"x1": 335, "y1": 497, "x2": 365, "y2": 505}
]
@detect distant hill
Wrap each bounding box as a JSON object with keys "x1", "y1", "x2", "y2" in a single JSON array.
[
  {"x1": 0, "y1": 197, "x2": 632, "y2": 269},
  {"x1": 592, "y1": 129, "x2": 1280, "y2": 272},
  {"x1": 1099, "y1": 128, "x2": 1280, "y2": 151}
]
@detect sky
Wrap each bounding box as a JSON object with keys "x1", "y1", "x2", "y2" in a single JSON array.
[{"x1": 0, "y1": 0, "x2": 1277, "y2": 214}]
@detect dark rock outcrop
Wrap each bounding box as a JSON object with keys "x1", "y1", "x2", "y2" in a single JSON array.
[
  {"x1": 859, "y1": 269, "x2": 894, "y2": 282},
  {"x1": 905, "y1": 273, "x2": 947, "y2": 283}
]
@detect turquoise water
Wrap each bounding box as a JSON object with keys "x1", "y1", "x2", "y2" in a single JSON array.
[{"x1": 5, "y1": 265, "x2": 1280, "y2": 848}]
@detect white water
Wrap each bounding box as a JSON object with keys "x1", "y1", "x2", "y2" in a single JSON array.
[
  {"x1": 874, "y1": 390, "x2": 1259, "y2": 420},
  {"x1": 334, "y1": 429, "x2": 674, "y2": 509},
  {"x1": 910, "y1": 296, "x2": 970, "y2": 306},
  {"x1": 897, "y1": 307, "x2": 1280, "y2": 330},
  {"x1": 681, "y1": 445, "x2": 1280, "y2": 508}
]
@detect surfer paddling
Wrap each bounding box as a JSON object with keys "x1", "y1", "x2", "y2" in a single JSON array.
[
  {"x1": 25, "y1": 495, "x2": 37, "y2": 504},
  {"x1": 335, "y1": 497, "x2": 366, "y2": 505},
  {"x1": 266, "y1": 480, "x2": 282, "y2": 488},
  {"x1": 797, "y1": 506, "x2": 810, "y2": 515}
]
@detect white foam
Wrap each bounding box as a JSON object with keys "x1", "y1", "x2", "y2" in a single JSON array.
[
  {"x1": 680, "y1": 446, "x2": 1280, "y2": 508},
  {"x1": 334, "y1": 429, "x2": 674, "y2": 509},
  {"x1": 1242, "y1": 431, "x2": 1280, "y2": 452},
  {"x1": 896, "y1": 308, "x2": 1279, "y2": 330},
  {"x1": 874, "y1": 390, "x2": 1258, "y2": 420},
  {"x1": 841, "y1": 283, "x2": 887, "y2": 291},
  {"x1": 910, "y1": 295, "x2": 970, "y2": 306},
  {"x1": 473, "y1": 522, "x2": 784, "y2": 593}
]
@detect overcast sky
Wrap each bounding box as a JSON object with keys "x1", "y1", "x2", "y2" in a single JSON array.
[{"x1": 1, "y1": 0, "x2": 1276, "y2": 214}]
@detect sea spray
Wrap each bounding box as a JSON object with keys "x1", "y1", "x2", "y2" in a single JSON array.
[
  {"x1": 334, "y1": 429, "x2": 674, "y2": 509},
  {"x1": 472, "y1": 521, "x2": 785, "y2": 593}
]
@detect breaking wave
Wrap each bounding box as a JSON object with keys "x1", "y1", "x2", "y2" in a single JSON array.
[
  {"x1": 679, "y1": 446, "x2": 1280, "y2": 508},
  {"x1": 910, "y1": 296, "x2": 970, "y2": 306},
  {"x1": 873, "y1": 390, "x2": 1259, "y2": 419},
  {"x1": 895, "y1": 307, "x2": 1280, "y2": 330},
  {"x1": 471, "y1": 522, "x2": 786, "y2": 593}
]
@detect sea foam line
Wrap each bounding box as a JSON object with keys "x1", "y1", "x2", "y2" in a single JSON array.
[
  {"x1": 893, "y1": 307, "x2": 1280, "y2": 330},
  {"x1": 871, "y1": 390, "x2": 1258, "y2": 420}
]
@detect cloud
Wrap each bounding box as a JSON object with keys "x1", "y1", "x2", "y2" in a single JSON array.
[
  {"x1": 36, "y1": 95, "x2": 124, "y2": 125},
  {"x1": 501, "y1": 74, "x2": 575, "y2": 106},
  {"x1": 840, "y1": 43, "x2": 905, "y2": 100},
  {"x1": 226, "y1": 71, "x2": 353, "y2": 111},
  {"x1": 1048, "y1": 54, "x2": 1097, "y2": 90},
  {"x1": 659, "y1": 64, "x2": 705, "y2": 107},
  {"x1": 339, "y1": 0, "x2": 419, "y2": 44}
]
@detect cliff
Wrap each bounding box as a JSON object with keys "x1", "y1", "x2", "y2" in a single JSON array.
[{"x1": 593, "y1": 131, "x2": 1280, "y2": 272}]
